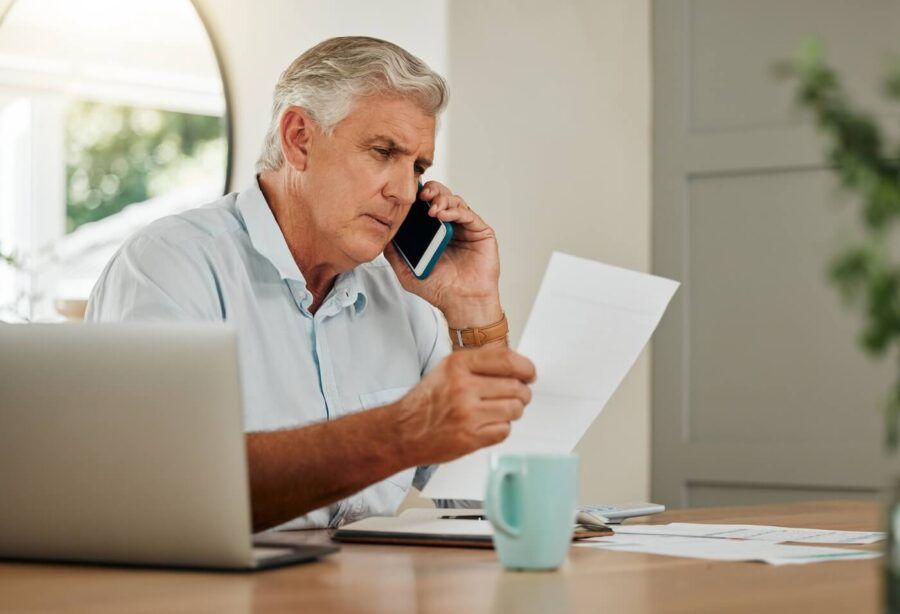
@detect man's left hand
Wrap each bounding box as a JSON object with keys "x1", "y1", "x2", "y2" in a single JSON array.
[{"x1": 384, "y1": 180, "x2": 502, "y2": 329}]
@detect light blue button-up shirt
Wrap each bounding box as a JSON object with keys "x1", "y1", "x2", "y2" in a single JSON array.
[{"x1": 86, "y1": 179, "x2": 452, "y2": 528}]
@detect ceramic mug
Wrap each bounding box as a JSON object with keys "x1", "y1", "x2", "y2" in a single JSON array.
[{"x1": 484, "y1": 452, "x2": 578, "y2": 571}]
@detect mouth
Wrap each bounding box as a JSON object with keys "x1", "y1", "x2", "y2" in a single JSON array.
[{"x1": 364, "y1": 213, "x2": 393, "y2": 231}]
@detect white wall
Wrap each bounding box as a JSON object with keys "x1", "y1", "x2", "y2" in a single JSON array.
[
  {"x1": 194, "y1": 0, "x2": 652, "y2": 503},
  {"x1": 445, "y1": 0, "x2": 652, "y2": 503}
]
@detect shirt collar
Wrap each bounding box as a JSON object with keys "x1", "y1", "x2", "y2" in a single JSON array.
[
  {"x1": 236, "y1": 178, "x2": 367, "y2": 315},
  {"x1": 332, "y1": 268, "x2": 368, "y2": 315}
]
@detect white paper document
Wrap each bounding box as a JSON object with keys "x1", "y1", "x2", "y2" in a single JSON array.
[
  {"x1": 575, "y1": 534, "x2": 881, "y2": 566},
  {"x1": 422, "y1": 252, "x2": 679, "y2": 500},
  {"x1": 613, "y1": 523, "x2": 886, "y2": 545}
]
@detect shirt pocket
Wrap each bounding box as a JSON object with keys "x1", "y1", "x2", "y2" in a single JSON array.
[{"x1": 358, "y1": 386, "x2": 412, "y2": 410}]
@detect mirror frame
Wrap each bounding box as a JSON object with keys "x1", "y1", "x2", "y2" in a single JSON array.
[{"x1": 0, "y1": 0, "x2": 234, "y2": 196}]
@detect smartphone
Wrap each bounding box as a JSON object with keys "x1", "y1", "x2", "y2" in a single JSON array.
[{"x1": 391, "y1": 186, "x2": 453, "y2": 279}]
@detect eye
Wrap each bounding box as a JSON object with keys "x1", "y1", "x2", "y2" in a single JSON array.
[
  {"x1": 414, "y1": 165, "x2": 425, "y2": 176},
  {"x1": 373, "y1": 147, "x2": 391, "y2": 158}
]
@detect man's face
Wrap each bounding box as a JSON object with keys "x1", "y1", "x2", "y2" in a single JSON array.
[{"x1": 300, "y1": 94, "x2": 436, "y2": 268}]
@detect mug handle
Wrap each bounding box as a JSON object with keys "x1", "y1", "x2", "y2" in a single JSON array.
[{"x1": 486, "y1": 467, "x2": 521, "y2": 538}]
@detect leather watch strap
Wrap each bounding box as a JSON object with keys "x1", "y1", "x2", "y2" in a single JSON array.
[{"x1": 449, "y1": 313, "x2": 509, "y2": 349}]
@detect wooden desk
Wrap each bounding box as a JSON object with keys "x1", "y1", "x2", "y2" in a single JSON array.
[{"x1": 0, "y1": 501, "x2": 885, "y2": 613}]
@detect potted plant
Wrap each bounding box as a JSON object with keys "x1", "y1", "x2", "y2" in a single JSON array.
[{"x1": 779, "y1": 39, "x2": 900, "y2": 610}]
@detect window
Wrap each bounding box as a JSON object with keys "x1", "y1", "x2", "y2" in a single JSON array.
[{"x1": 0, "y1": 0, "x2": 229, "y2": 320}]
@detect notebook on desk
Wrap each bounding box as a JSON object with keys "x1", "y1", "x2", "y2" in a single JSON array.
[{"x1": 332, "y1": 508, "x2": 612, "y2": 548}]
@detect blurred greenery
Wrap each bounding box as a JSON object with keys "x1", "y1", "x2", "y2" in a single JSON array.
[
  {"x1": 65, "y1": 101, "x2": 225, "y2": 232},
  {"x1": 777, "y1": 40, "x2": 900, "y2": 447},
  {"x1": 0, "y1": 247, "x2": 16, "y2": 268}
]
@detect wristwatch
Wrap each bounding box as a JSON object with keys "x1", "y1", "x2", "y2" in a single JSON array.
[{"x1": 449, "y1": 312, "x2": 509, "y2": 349}]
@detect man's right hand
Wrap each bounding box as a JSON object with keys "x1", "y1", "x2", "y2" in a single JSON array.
[{"x1": 393, "y1": 346, "x2": 537, "y2": 465}]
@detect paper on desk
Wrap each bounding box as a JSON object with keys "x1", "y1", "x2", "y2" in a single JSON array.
[
  {"x1": 613, "y1": 523, "x2": 886, "y2": 545},
  {"x1": 575, "y1": 534, "x2": 881, "y2": 565},
  {"x1": 421, "y1": 252, "x2": 679, "y2": 500}
]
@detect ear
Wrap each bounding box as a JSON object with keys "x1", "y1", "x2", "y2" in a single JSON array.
[{"x1": 280, "y1": 106, "x2": 316, "y2": 171}]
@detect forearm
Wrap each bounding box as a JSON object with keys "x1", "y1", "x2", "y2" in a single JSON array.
[
  {"x1": 247, "y1": 341, "x2": 534, "y2": 531},
  {"x1": 246, "y1": 404, "x2": 408, "y2": 531}
]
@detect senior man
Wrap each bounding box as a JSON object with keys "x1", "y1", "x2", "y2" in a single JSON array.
[{"x1": 87, "y1": 36, "x2": 535, "y2": 531}]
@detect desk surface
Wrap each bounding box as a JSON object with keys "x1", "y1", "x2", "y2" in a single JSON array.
[{"x1": 0, "y1": 500, "x2": 885, "y2": 613}]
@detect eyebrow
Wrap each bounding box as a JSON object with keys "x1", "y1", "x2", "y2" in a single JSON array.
[{"x1": 365, "y1": 134, "x2": 433, "y2": 170}]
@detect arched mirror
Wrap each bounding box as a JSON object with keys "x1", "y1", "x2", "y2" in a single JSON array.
[{"x1": 0, "y1": 0, "x2": 231, "y2": 320}]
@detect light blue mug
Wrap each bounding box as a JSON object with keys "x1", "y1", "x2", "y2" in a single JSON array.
[{"x1": 484, "y1": 452, "x2": 579, "y2": 571}]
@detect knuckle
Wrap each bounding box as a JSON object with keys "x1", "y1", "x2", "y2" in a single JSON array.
[
  {"x1": 446, "y1": 407, "x2": 463, "y2": 425},
  {"x1": 447, "y1": 404, "x2": 469, "y2": 426}
]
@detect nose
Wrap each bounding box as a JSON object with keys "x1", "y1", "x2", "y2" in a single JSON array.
[{"x1": 383, "y1": 169, "x2": 418, "y2": 208}]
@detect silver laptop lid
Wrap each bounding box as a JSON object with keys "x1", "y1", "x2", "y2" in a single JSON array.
[{"x1": 0, "y1": 323, "x2": 253, "y2": 568}]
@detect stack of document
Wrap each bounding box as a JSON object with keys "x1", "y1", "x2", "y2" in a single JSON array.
[{"x1": 576, "y1": 523, "x2": 884, "y2": 565}]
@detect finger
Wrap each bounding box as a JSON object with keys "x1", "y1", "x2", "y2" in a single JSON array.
[
  {"x1": 462, "y1": 347, "x2": 537, "y2": 383},
  {"x1": 435, "y1": 207, "x2": 476, "y2": 225},
  {"x1": 478, "y1": 398, "x2": 526, "y2": 421},
  {"x1": 449, "y1": 223, "x2": 496, "y2": 242},
  {"x1": 428, "y1": 193, "x2": 453, "y2": 216},
  {"x1": 472, "y1": 401, "x2": 519, "y2": 425},
  {"x1": 448, "y1": 196, "x2": 471, "y2": 215},
  {"x1": 421, "y1": 181, "x2": 449, "y2": 198},
  {"x1": 436, "y1": 203, "x2": 488, "y2": 229},
  {"x1": 452, "y1": 195, "x2": 470, "y2": 210},
  {"x1": 474, "y1": 422, "x2": 512, "y2": 446},
  {"x1": 472, "y1": 376, "x2": 532, "y2": 405}
]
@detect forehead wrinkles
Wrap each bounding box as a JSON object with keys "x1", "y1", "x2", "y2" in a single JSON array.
[
  {"x1": 333, "y1": 95, "x2": 434, "y2": 149},
  {"x1": 378, "y1": 115, "x2": 435, "y2": 157}
]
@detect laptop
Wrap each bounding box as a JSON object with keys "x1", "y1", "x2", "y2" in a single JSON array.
[{"x1": 0, "y1": 323, "x2": 338, "y2": 571}]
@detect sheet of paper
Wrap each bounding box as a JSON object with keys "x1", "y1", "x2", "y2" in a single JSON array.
[
  {"x1": 422, "y1": 252, "x2": 679, "y2": 500},
  {"x1": 575, "y1": 534, "x2": 881, "y2": 565},
  {"x1": 613, "y1": 523, "x2": 886, "y2": 545}
]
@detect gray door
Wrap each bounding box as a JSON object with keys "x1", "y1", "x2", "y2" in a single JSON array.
[{"x1": 652, "y1": 0, "x2": 900, "y2": 508}]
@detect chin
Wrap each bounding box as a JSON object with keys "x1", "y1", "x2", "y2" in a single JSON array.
[{"x1": 342, "y1": 239, "x2": 387, "y2": 267}]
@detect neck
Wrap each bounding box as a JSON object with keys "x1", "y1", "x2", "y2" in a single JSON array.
[{"x1": 258, "y1": 171, "x2": 342, "y2": 312}]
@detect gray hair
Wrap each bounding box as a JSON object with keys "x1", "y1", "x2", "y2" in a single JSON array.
[{"x1": 255, "y1": 36, "x2": 449, "y2": 174}]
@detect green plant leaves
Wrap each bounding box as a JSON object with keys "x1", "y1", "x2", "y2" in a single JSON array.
[{"x1": 780, "y1": 39, "x2": 900, "y2": 447}]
